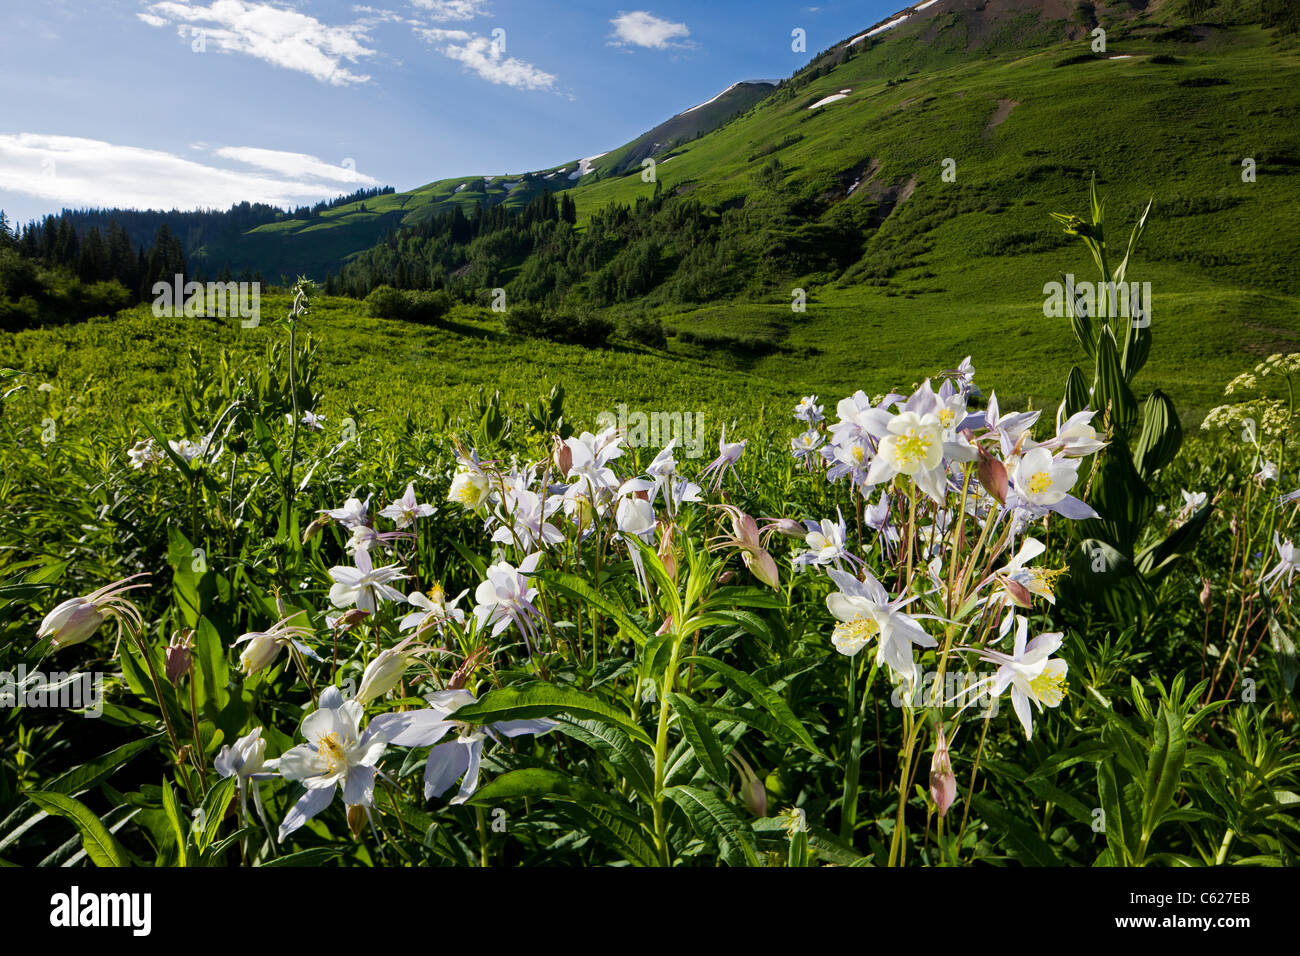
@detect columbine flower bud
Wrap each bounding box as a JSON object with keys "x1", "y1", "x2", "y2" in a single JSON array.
[
  {"x1": 238, "y1": 633, "x2": 280, "y2": 676},
  {"x1": 449, "y1": 647, "x2": 488, "y2": 690},
  {"x1": 553, "y1": 435, "x2": 572, "y2": 478},
  {"x1": 333, "y1": 608, "x2": 370, "y2": 633},
  {"x1": 977, "y1": 447, "x2": 1008, "y2": 504},
  {"x1": 770, "y1": 518, "x2": 805, "y2": 539},
  {"x1": 302, "y1": 514, "x2": 332, "y2": 544},
  {"x1": 166, "y1": 630, "x2": 194, "y2": 683},
  {"x1": 355, "y1": 641, "x2": 416, "y2": 705},
  {"x1": 347, "y1": 803, "x2": 368, "y2": 839},
  {"x1": 1199, "y1": 577, "x2": 1212, "y2": 611},
  {"x1": 1003, "y1": 578, "x2": 1034, "y2": 609},
  {"x1": 929, "y1": 727, "x2": 956, "y2": 818},
  {"x1": 657, "y1": 522, "x2": 677, "y2": 579},
  {"x1": 38, "y1": 598, "x2": 106, "y2": 650}
]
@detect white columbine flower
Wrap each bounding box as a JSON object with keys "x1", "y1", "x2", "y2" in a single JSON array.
[
  {"x1": 1260, "y1": 534, "x2": 1300, "y2": 590},
  {"x1": 972, "y1": 615, "x2": 1068, "y2": 740},
  {"x1": 379, "y1": 482, "x2": 436, "y2": 529},
  {"x1": 793, "y1": 511, "x2": 855, "y2": 570},
  {"x1": 825, "y1": 568, "x2": 937, "y2": 685},
  {"x1": 369, "y1": 689, "x2": 555, "y2": 804},
  {"x1": 1006, "y1": 447, "x2": 1095, "y2": 519},
  {"x1": 354, "y1": 636, "x2": 425, "y2": 705},
  {"x1": 400, "y1": 583, "x2": 468, "y2": 637},
  {"x1": 215, "y1": 727, "x2": 277, "y2": 831},
  {"x1": 127, "y1": 439, "x2": 163, "y2": 469},
  {"x1": 795, "y1": 395, "x2": 824, "y2": 424},
  {"x1": 321, "y1": 496, "x2": 370, "y2": 531},
  {"x1": 276, "y1": 687, "x2": 388, "y2": 841},
  {"x1": 328, "y1": 549, "x2": 408, "y2": 614},
  {"x1": 866, "y1": 410, "x2": 948, "y2": 502},
  {"x1": 448, "y1": 450, "x2": 493, "y2": 513},
  {"x1": 234, "y1": 617, "x2": 318, "y2": 676},
  {"x1": 473, "y1": 553, "x2": 544, "y2": 646}
]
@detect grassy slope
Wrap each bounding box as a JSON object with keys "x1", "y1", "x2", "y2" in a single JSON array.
[
  {"x1": 565, "y1": 18, "x2": 1300, "y2": 419},
  {"x1": 7, "y1": 9, "x2": 1300, "y2": 435}
]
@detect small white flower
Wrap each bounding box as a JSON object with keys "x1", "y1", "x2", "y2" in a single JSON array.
[
  {"x1": 328, "y1": 549, "x2": 408, "y2": 614},
  {"x1": 276, "y1": 687, "x2": 387, "y2": 841},
  {"x1": 379, "y1": 482, "x2": 436, "y2": 529}
]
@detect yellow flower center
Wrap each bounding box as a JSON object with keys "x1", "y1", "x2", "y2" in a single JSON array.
[
  {"x1": 317, "y1": 732, "x2": 346, "y2": 773},
  {"x1": 851, "y1": 444, "x2": 866, "y2": 464},
  {"x1": 833, "y1": 614, "x2": 881, "y2": 649},
  {"x1": 429, "y1": 582, "x2": 445, "y2": 605},
  {"x1": 938, "y1": 408, "x2": 956, "y2": 428},
  {"x1": 894, "y1": 429, "x2": 934, "y2": 467},
  {"x1": 1029, "y1": 670, "x2": 1068, "y2": 706},
  {"x1": 1028, "y1": 471, "x2": 1054, "y2": 495},
  {"x1": 1028, "y1": 567, "x2": 1066, "y2": 596}
]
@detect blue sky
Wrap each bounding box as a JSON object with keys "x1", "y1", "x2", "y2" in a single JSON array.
[{"x1": 0, "y1": 0, "x2": 905, "y2": 224}]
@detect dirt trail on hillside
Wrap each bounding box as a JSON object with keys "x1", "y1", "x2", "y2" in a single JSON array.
[{"x1": 984, "y1": 99, "x2": 1019, "y2": 136}]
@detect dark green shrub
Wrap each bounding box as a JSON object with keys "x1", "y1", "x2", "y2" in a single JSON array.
[{"x1": 365, "y1": 285, "x2": 452, "y2": 323}]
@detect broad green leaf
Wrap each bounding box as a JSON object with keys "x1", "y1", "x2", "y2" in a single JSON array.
[
  {"x1": 663, "y1": 785, "x2": 759, "y2": 867},
  {"x1": 451, "y1": 682, "x2": 651, "y2": 746},
  {"x1": 666, "y1": 693, "x2": 729, "y2": 788},
  {"x1": 26, "y1": 791, "x2": 128, "y2": 867},
  {"x1": 682, "y1": 656, "x2": 821, "y2": 756}
]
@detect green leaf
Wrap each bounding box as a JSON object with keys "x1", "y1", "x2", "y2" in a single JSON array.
[
  {"x1": 261, "y1": 847, "x2": 343, "y2": 867},
  {"x1": 44, "y1": 734, "x2": 162, "y2": 797},
  {"x1": 26, "y1": 791, "x2": 128, "y2": 867},
  {"x1": 1094, "y1": 328, "x2": 1137, "y2": 435},
  {"x1": 553, "y1": 718, "x2": 654, "y2": 800},
  {"x1": 666, "y1": 693, "x2": 729, "y2": 788},
  {"x1": 161, "y1": 778, "x2": 188, "y2": 866},
  {"x1": 682, "y1": 656, "x2": 822, "y2": 756},
  {"x1": 533, "y1": 570, "x2": 653, "y2": 647},
  {"x1": 663, "y1": 785, "x2": 759, "y2": 867},
  {"x1": 1063, "y1": 365, "x2": 1091, "y2": 418},
  {"x1": 1133, "y1": 389, "x2": 1182, "y2": 480},
  {"x1": 1142, "y1": 702, "x2": 1187, "y2": 843},
  {"x1": 451, "y1": 682, "x2": 651, "y2": 746}
]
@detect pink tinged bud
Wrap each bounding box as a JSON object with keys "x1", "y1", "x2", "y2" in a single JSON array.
[
  {"x1": 553, "y1": 436, "x2": 572, "y2": 478},
  {"x1": 929, "y1": 728, "x2": 956, "y2": 818},
  {"x1": 657, "y1": 523, "x2": 677, "y2": 579},
  {"x1": 334, "y1": 608, "x2": 370, "y2": 632},
  {"x1": 449, "y1": 647, "x2": 488, "y2": 690},
  {"x1": 747, "y1": 548, "x2": 782, "y2": 590},
  {"x1": 977, "y1": 448, "x2": 1008, "y2": 505},
  {"x1": 771, "y1": 518, "x2": 805, "y2": 539},
  {"x1": 165, "y1": 631, "x2": 195, "y2": 683},
  {"x1": 1004, "y1": 578, "x2": 1034, "y2": 609},
  {"x1": 742, "y1": 775, "x2": 767, "y2": 817},
  {"x1": 1199, "y1": 577, "x2": 1212, "y2": 610},
  {"x1": 655, "y1": 614, "x2": 674, "y2": 637},
  {"x1": 718, "y1": 571, "x2": 735, "y2": 585},
  {"x1": 38, "y1": 598, "x2": 106, "y2": 650}
]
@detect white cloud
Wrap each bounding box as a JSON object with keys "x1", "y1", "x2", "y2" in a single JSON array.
[
  {"x1": 409, "y1": 0, "x2": 491, "y2": 20},
  {"x1": 137, "y1": 1, "x2": 379, "y2": 86},
  {"x1": 0, "y1": 134, "x2": 380, "y2": 212},
  {"x1": 416, "y1": 29, "x2": 557, "y2": 91},
  {"x1": 609, "y1": 11, "x2": 689, "y2": 50}
]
